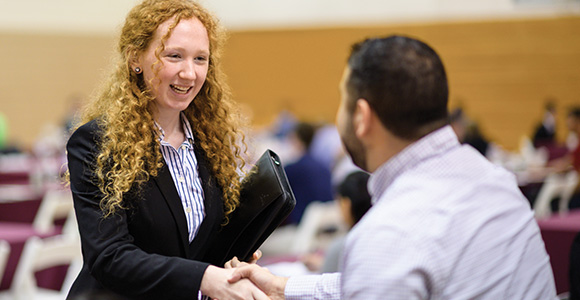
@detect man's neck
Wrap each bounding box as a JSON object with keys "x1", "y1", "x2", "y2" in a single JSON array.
[{"x1": 366, "y1": 131, "x2": 413, "y2": 173}]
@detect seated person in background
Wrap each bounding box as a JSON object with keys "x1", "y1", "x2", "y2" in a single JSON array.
[
  {"x1": 302, "y1": 171, "x2": 372, "y2": 273},
  {"x1": 448, "y1": 107, "x2": 467, "y2": 143},
  {"x1": 533, "y1": 100, "x2": 570, "y2": 161},
  {"x1": 449, "y1": 107, "x2": 489, "y2": 156},
  {"x1": 309, "y1": 123, "x2": 344, "y2": 173},
  {"x1": 463, "y1": 122, "x2": 489, "y2": 157},
  {"x1": 533, "y1": 100, "x2": 557, "y2": 149},
  {"x1": 284, "y1": 122, "x2": 334, "y2": 224},
  {"x1": 549, "y1": 107, "x2": 580, "y2": 173}
]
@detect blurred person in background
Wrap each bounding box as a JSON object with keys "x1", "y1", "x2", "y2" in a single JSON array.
[
  {"x1": 547, "y1": 107, "x2": 580, "y2": 173},
  {"x1": 65, "y1": 0, "x2": 266, "y2": 299},
  {"x1": 533, "y1": 99, "x2": 557, "y2": 149},
  {"x1": 449, "y1": 107, "x2": 490, "y2": 157},
  {"x1": 309, "y1": 122, "x2": 343, "y2": 173},
  {"x1": 549, "y1": 106, "x2": 580, "y2": 210},
  {"x1": 284, "y1": 122, "x2": 334, "y2": 225},
  {"x1": 448, "y1": 107, "x2": 467, "y2": 143},
  {"x1": 533, "y1": 99, "x2": 569, "y2": 161},
  {"x1": 301, "y1": 171, "x2": 371, "y2": 273},
  {"x1": 463, "y1": 122, "x2": 490, "y2": 157}
]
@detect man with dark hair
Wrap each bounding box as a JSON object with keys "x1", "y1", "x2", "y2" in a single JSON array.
[{"x1": 229, "y1": 35, "x2": 556, "y2": 299}]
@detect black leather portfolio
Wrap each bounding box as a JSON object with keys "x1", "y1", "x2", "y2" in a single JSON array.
[{"x1": 203, "y1": 149, "x2": 296, "y2": 266}]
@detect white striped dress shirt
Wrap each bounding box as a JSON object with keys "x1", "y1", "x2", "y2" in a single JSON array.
[
  {"x1": 157, "y1": 113, "x2": 205, "y2": 243},
  {"x1": 285, "y1": 125, "x2": 557, "y2": 299}
]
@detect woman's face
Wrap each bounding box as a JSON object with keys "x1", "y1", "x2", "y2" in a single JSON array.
[{"x1": 136, "y1": 17, "x2": 210, "y2": 117}]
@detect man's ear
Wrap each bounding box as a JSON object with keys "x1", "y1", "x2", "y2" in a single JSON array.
[{"x1": 353, "y1": 98, "x2": 373, "y2": 139}]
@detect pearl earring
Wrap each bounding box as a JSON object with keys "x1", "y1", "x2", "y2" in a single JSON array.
[{"x1": 135, "y1": 67, "x2": 141, "y2": 74}]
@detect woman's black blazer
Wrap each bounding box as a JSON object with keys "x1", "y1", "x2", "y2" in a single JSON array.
[{"x1": 66, "y1": 119, "x2": 224, "y2": 300}]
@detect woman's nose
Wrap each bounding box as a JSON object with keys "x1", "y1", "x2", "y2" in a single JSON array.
[{"x1": 179, "y1": 61, "x2": 196, "y2": 80}]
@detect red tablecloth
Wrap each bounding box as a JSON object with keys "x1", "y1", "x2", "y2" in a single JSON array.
[
  {"x1": 537, "y1": 210, "x2": 580, "y2": 294},
  {"x1": 0, "y1": 198, "x2": 42, "y2": 223},
  {"x1": 0, "y1": 184, "x2": 48, "y2": 224},
  {"x1": 0, "y1": 222, "x2": 66, "y2": 291},
  {"x1": 0, "y1": 172, "x2": 29, "y2": 185}
]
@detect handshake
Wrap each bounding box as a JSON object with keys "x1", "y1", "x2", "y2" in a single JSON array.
[{"x1": 200, "y1": 250, "x2": 289, "y2": 300}]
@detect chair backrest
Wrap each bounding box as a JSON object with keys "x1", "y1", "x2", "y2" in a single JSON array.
[
  {"x1": 0, "y1": 239, "x2": 10, "y2": 283},
  {"x1": 33, "y1": 188, "x2": 74, "y2": 234},
  {"x1": 291, "y1": 200, "x2": 347, "y2": 254},
  {"x1": 534, "y1": 170, "x2": 579, "y2": 219},
  {"x1": 61, "y1": 209, "x2": 80, "y2": 238},
  {"x1": 11, "y1": 235, "x2": 82, "y2": 300},
  {"x1": 558, "y1": 170, "x2": 579, "y2": 214}
]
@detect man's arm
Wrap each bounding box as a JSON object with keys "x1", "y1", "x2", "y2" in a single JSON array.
[
  {"x1": 228, "y1": 264, "x2": 288, "y2": 300},
  {"x1": 228, "y1": 264, "x2": 342, "y2": 300}
]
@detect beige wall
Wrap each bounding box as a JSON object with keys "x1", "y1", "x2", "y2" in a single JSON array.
[
  {"x1": 1, "y1": 16, "x2": 579, "y2": 150},
  {"x1": 0, "y1": 32, "x2": 116, "y2": 150},
  {"x1": 223, "y1": 16, "x2": 580, "y2": 150}
]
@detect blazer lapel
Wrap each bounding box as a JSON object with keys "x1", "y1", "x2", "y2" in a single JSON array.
[
  {"x1": 153, "y1": 163, "x2": 190, "y2": 255},
  {"x1": 189, "y1": 143, "x2": 224, "y2": 259}
]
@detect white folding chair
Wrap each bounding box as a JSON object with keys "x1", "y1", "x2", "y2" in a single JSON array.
[
  {"x1": 291, "y1": 200, "x2": 347, "y2": 255},
  {"x1": 33, "y1": 188, "x2": 74, "y2": 234},
  {"x1": 534, "y1": 170, "x2": 579, "y2": 219},
  {"x1": 8, "y1": 235, "x2": 82, "y2": 300},
  {"x1": 61, "y1": 209, "x2": 79, "y2": 238},
  {"x1": 0, "y1": 240, "x2": 10, "y2": 284}
]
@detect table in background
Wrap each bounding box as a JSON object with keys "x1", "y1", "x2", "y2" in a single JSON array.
[
  {"x1": 0, "y1": 184, "x2": 67, "y2": 292},
  {"x1": 0, "y1": 184, "x2": 43, "y2": 223},
  {"x1": 537, "y1": 209, "x2": 580, "y2": 294},
  {"x1": 0, "y1": 222, "x2": 67, "y2": 291}
]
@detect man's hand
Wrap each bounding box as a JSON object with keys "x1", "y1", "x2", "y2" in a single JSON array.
[
  {"x1": 200, "y1": 265, "x2": 270, "y2": 300},
  {"x1": 228, "y1": 264, "x2": 288, "y2": 300}
]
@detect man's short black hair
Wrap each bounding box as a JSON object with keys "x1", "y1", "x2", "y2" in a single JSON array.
[{"x1": 346, "y1": 35, "x2": 449, "y2": 140}]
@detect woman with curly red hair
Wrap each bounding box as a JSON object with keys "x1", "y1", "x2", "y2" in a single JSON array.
[{"x1": 66, "y1": 0, "x2": 266, "y2": 299}]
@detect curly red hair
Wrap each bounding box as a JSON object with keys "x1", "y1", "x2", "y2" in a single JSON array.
[{"x1": 78, "y1": 0, "x2": 247, "y2": 220}]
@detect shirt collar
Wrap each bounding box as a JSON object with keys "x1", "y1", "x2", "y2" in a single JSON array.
[
  {"x1": 155, "y1": 112, "x2": 195, "y2": 145},
  {"x1": 368, "y1": 125, "x2": 460, "y2": 204},
  {"x1": 181, "y1": 112, "x2": 195, "y2": 144}
]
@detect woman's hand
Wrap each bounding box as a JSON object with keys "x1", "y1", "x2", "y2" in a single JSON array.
[
  {"x1": 228, "y1": 264, "x2": 288, "y2": 300},
  {"x1": 200, "y1": 265, "x2": 270, "y2": 300},
  {"x1": 224, "y1": 250, "x2": 262, "y2": 269}
]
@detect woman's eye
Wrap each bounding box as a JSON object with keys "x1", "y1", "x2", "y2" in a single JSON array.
[
  {"x1": 167, "y1": 54, "x2": 181, "y2": 59},
  {"x1": 195, "y1": 56, "x2": 208, "y2": 63}
]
